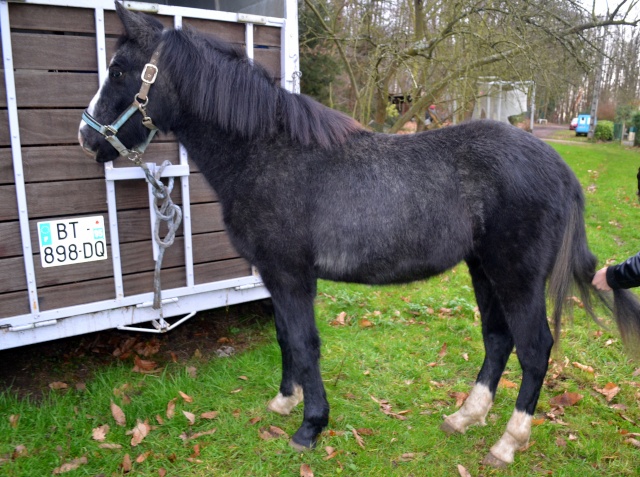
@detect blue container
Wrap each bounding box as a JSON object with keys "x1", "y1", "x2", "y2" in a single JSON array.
[{"x1": 575, "y1": 114, "x2": 593, "y2": 136}]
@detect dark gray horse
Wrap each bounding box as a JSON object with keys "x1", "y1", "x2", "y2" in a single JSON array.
[{"x1": 78, "y1": 3, "x2": 640, "y2": 467}]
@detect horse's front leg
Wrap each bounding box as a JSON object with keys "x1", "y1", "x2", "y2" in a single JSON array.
[{"x1": 263, "y1": 272, "x2": 328, "y2": 449}]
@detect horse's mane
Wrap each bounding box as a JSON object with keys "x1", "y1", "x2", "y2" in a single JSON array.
[{"x1": 160, "y1": 28, "x2": 361, "y2": 148}]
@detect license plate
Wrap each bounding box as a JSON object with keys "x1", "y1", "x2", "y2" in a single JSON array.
[{"x1": 37, "y1": 216, "x2": 108, "y2": 268}]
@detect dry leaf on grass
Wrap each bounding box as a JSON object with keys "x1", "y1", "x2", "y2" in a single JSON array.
[
  {"x1": 92, "y1": 424, "x2": 110, "y2": 442},
  {"x1": 300, "y1": 463, "x2": 314, "y2": 477},
  {"x1": 179, "y1": 428, "x2": 217, "y2": 441},
  {"x1": 438, "y1": 342, "x2": 448, "y2": 358},
  {"x1": 324, "y1": 446, "x2": 339, "y2": 460},
  {"x1": 13, "y1": 445, "x2": 28, "y2": 458},
  {"x1": 9, "y1": 415, "x2": 19, "y2": 428},
  {"x1": 625, "y1": 438, "x2": 640, "y2": 448},
  {"x1": 136, "y1": 451, "x2": 152, "y2": 463},
  {"x1": 457, "y1": 464, "x2": 472, "y2": 477},
  {"x1": 183, "y1": 411, "x2": 196, "y2": 425},
  {"x1": 166, "y1": 398, "x2": 177, "y2": 420},
  {"x1": 52, "y1": 456, "x2": 88, "y2": 474},
  {"x1": 450, "y1": 392, "x2": 469, "y2": 408},
  {"x1": 258, "y1": 425, "x2": 289, "y2": 440},
  {"x1": 351, "y1": 428, "x2": 366, "y2": 449},
  {"x1": 111, "y1": 401, "x2": 126, "y2": 427},
  {"x1": 549, "y1": 392, "x2": 583, "y2": 407},
  {"x1": 179, "y1": 391, "x2": 194, "y2": 403},
  {"x1": 499, "y1": 378, "x2": 518, "y2": 389},
  {"x1": 370, "y1": 395, "x2": 410, "y2": 420},
  {"x1": 572, "y1": 362, "x2": 595, "y2": 373},
  {"x1": 330, "y1": 311, "x2": 347, "y2": 326},
  {"x1": 49, "y1": 381, "x2": 68, "y2": 390},
  {"x1": 99, "y1": 443, "x2": 122, "y2": 449},
  {"x1": 186, "y1": 366, "x2": 197, "y2": 378},
  {"x1": 127, "y1": 420, "x2": 151, "y2": 447},
  {"x1": 122, "y1": 454, "x2": 132, "y2": 473},
  {"x1": 595, "y1": 382, "x2": 620, "y2": 402},
  {"x1": 200, "y1": 411, "x2": 219, "y2": 419},
  {"x1": 158, "y1": 468, "x2": 167, "y2": 477},
  {"x1": 133, "y1": 355, "x2": 159, "y2": 374},
  {"x1": 359, "y1": 318, "x2": 374, "y2": 328}
]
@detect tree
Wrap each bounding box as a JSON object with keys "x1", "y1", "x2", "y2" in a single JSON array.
[{"x1": 300, "y1": 0, "x2": 640, "y2": 131}]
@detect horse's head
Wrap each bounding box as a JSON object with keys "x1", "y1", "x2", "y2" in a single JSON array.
[{"x1": 78, "y1": 2, "x2": 170, "y2": 163}]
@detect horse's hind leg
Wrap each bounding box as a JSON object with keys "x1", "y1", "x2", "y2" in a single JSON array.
[
  {"x1": 441, "y1": 257, "x2": 514, "y2": 434},
  {"x1": 483, "y1": 280, "x2": 553, "y2": 467}
]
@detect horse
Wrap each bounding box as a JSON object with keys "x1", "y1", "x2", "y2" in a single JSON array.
[{"x1": 78, "y1": 3, "x2": 640, "y2": 467}]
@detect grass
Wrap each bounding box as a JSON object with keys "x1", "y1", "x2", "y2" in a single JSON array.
[{"x1": 2, "y1": 141, "x2": 640, "y2": 476}]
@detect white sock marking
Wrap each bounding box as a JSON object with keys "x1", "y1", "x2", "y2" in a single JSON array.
[
  {"x1": 488, "y1": 409, "x2": 532, "y2": 464},
  {"x1": 443, "y1": 382, "x2": 493, "y2": 433},
  {"x1": 267, "y1": 384, "x2": 304, "y2": 415}
]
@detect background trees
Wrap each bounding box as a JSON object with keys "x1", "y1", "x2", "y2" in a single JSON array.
[{"x1": 299, "y1": 0, "x2": 640, "y2": 130}]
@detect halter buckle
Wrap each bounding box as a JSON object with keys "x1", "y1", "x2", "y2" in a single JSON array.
[
  {"x1": 104, "y1": 125, "x2": 118, "y2": 137},
  {"x1": 141, "y1": 63, "x2": 158, "y2": 84}
]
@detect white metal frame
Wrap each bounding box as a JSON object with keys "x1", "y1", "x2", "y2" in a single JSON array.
[{"x1": 0, "y1": 0, "x2": 300, "y2": 349}]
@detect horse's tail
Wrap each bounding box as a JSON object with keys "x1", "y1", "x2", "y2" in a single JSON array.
[{"x1": 548, "y1": 197, "x2": 640, "y2": 352}]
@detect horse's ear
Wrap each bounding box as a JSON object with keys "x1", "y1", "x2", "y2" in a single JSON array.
[{"x1": 115, "y1": 1, "x2": 162, "y2": 48}]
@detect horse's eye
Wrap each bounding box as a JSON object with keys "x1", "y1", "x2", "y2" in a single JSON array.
[{"x1": 110, "y1": 69, "x2": 123, "y2": 79}]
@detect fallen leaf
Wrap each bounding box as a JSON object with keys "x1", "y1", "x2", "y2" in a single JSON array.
[
  {"x1": 330, "y1": 311, "x2": 347, "y2": 326},
  {"x1": 370, "y1": 395, "x2": 409, "y2": 420},
  {"x1": 632, "y1": 368, "x2": 640, "y2": 377},
  {"x1": 12, "y1": 445, "x2": 27, "y2": 458},
  {"x1": 134, "y1": 339, "x2": 161, "y2": 357},
  {"x1": 136, "y1": 451, "x2": 151, "y2": 463},
  {"x1": 158, "y1": 468, "x2": 167, "y2": 477},
  {"x1": 155, "y1": 414, "x2": 164, "y2": 425},
  {"x1": 75, "y1": 382, "x2": 86, "y2": 392},
  {"x1": 9, "y1": 415, "x2": 19, "y2": 428},
  {"x1": 400, "y1": 453, "x2": 416, "y2": 462},
  {"x1": 572, "y1": 362, "x2": 595, "y2": 373},
  {"x1": 99, "y1": 443, "x2": 122, "y2": 449},
  {"x1": 191, "y1": 444, "x2": 201, "y2": 458},
  {"x1": 122, "y1": 454, "x2": 132, "y2": 473},
  {"x1": 170, "y1": 352, "x2": 178, "y2": 363},
  {"x1": 499, "y1": 378, "x2": 518, "y2": 389},
  {"x1": 457, "y1": 464, "x2": 472, "y2": 477},
  {"x1": 238, "y1": 375, "x2": 248, "y2": 381},
  {"x1": 359, "y1": 318, "x2": 374, "y2": 328},
  {"x1": 249, "y1": 416, "x2": 262, "y2": 425},
  {"x1": 183, "y1": 411, "x2": 196, "y2": 425},
  {"x1": 92, "y1": 424, "x2": 110, "y2": 442},
  {"x1": 625, "y1": 438, "x2": 640, "y2": 448},
  {"x1": 111, "y1": 401, "x2": 126, "y2": 427},
  {"x1": 186, "y1": 366, "x2": 197, "y2": 378},
  {"x1": 556, "y1": 437, "x2": 567, "y2": 447},
  {"x1": 49, "y1": 381, "x2": 68, "y2": 390},
  {"x1": 259, "y1": 425, "x2": 289, "y2": 440},
  {"x1": 132, "y1": 355, "x2": 158, "y2": 373},
  {"x1": 351, "y1": 427, "x2": 365, "y2": 449},
  {"x1": 127, "y1": 420, "x2": 151, "y2": 446},
  {"x1": 179, "y1": 391, "x2": 194, "y2": 403},
  {"x1": 531, "y1": 418, "x2": 546, "y2": 425},
  {"x1": 438, "y1": 342, "x2": 448, "y2": 358},
  {"x1": 179, "y1": 428, "x2": 217, "y2": 441},
  {"x1": 166, "y1": 398, "x2": 177, "y2": 419},
  {"x1": 230, "y1": 388, "x2": 243, "y2": 394},
  {"x1": 300, "y1": 463, "x2": 314, "y2": 477},
  {"x1": 462, "y1": 353, "x2": 469, "y2": 361},
  {"x1": 450, "y1": 391, "x2": 469, "y2": 408},
  {"x1": 52, "y1": 456, "x2": 88, "y2": 474},
  {"x1": 594, "y1": 382, "x2": 620, "y2": 402},
  {"x1": 201, "y1": 411, "x2": 219, "y2": 419},
  {"x1": 549, "y1": 392, "x2": 583, "y2": 407}
]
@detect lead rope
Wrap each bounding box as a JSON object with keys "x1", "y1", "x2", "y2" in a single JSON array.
[{"x1": 136, "y1": 159, "x2": 182, "y2": 312}]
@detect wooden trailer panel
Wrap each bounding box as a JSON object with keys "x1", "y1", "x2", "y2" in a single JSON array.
[{"x1": 0, "y1": 0, "x2": 295, "y2": 345}]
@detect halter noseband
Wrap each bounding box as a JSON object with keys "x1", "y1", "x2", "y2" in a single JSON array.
[{"x1": 82, "y1": 46, "x2": 162, "y2": 165}]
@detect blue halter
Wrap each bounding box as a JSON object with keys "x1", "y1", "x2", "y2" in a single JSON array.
[{"x1": 82, "y1": 47, "x2": 162, "y2": 164}]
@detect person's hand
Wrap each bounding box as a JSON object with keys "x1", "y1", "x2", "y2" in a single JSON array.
[{"x1": 592, "y1": 266, "x2": 612, "y2": 292}]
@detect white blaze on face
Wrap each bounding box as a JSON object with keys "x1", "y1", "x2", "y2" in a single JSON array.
[
  {"x1": 442, "y1": 382, "x2": 493, "y2": 433},
  {"x1": 78, "y1": 63, "x2": 111, "y2": 147}
]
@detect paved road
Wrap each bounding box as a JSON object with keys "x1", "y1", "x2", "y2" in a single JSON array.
[{"x1": 531, "y1": 122, "x2": 567, "y2": 139}]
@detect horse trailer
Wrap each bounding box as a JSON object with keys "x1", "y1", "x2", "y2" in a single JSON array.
[{"x1": 0, "y1": 0, "x2": 299, "y2": 349}]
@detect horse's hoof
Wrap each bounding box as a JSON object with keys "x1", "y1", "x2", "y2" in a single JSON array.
[
  {"x1": 289, "y1": 439, "x2": 312, "y2": 452},
  {"x1": 440, "y1": 420, "x2": 460, "y2": 435},
  {"x1": 482, "y1": 452, "x2": 508, "y2": 469}
]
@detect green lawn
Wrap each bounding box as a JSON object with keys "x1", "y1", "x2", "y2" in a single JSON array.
[{"x1": 1, "y1": 141, "x2": 640, "y2": 476}]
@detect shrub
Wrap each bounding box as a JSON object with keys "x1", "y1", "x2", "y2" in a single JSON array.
[{"x1": 594, "y1": 120, "x2": 614, "y2": 141}]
